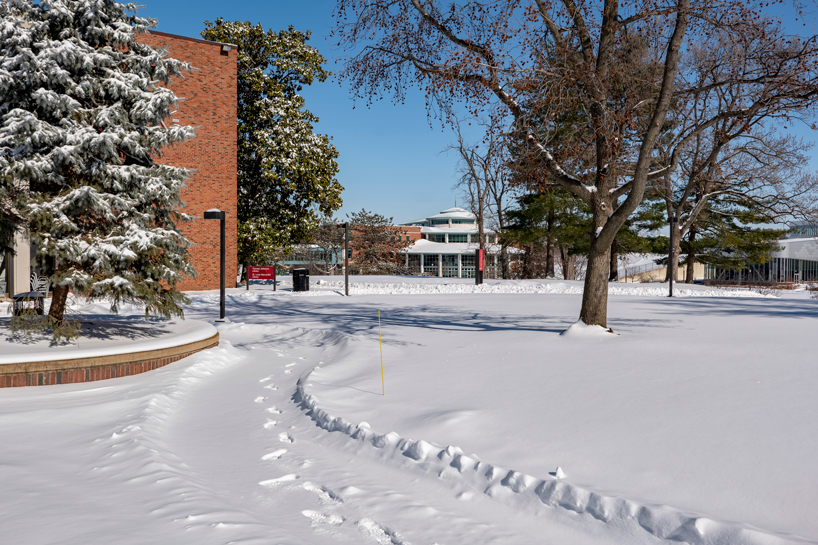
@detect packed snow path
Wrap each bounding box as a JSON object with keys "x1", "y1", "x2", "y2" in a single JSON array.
[{"x1": 0, "y1": 278, "x2": 815, "y2": 544}]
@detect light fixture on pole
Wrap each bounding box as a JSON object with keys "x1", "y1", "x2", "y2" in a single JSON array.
[
  {"x1": 204, "y1": 208, "x2": 226, "y2": 320},
  {"x1": 337, "y1": 222, "x2": 349, "y2": 296},
  {"x1": 668, "y1": 216, "x2": 679, "y2": 298}
]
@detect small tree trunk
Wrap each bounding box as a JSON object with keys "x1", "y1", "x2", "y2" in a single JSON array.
[
  {"x1": 608, "y1": 237, "x2": 619, "y2": 282},
  {"x1": 685, "y1": 224, "x2": 697, "y2": 283},
  {"x1": 48, "y1": 284, "x2": 69, "y2": 324},
  {"x1": 558, "y1": 245, "x2": 572, "y2": 280},
  {"x1": 523, "y1": 243, "x2": 534, "y2": 279},
  {"x1": 546, "y1": 242, "x2": 555, "y2": 278},
  {"x1": 579, "y1": 240, "x2": 611, "y2": 328},
  {"x1": 565, "y1": 255, "x2": 576, "y2": 281}
]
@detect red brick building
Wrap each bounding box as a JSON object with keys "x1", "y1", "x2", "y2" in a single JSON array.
[{"x1": 139, "y1": 31, "x2": 238, "y2": 291}]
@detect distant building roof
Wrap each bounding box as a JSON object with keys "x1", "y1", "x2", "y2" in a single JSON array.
[{"x1": 427, "y1": 207, "x2": 475, "y2": 220}]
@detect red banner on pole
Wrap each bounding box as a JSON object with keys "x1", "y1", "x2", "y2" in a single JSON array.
[
  {"x1": 478, "y1": 249, "x2": 484, "y2": 272},
  {"x1": 249, "y1": 266, "x2": 275, "y2": 280}
]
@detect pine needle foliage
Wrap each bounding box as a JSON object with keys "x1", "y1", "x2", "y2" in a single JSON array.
[{"x1": 0, "y1": 0, "x2": 196, "y2": 336}]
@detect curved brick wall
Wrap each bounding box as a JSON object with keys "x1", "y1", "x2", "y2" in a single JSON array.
[{"x1": 0, "y1": 333, "x2": 219, "y2": 388}]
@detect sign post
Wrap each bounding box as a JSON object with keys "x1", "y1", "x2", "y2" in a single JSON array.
[
  {"x1": 475, "y1": 248, "x2": 484, "y2": 285},
  {"x1": 337, "y1": 222, "x2": 349, "y2": 296},
  {"x1": 203, "y1": 209, "x2": 226, "y2": 321},
  {"x1": 248, "y1": 266, "x2": 275, "y2": 289}
]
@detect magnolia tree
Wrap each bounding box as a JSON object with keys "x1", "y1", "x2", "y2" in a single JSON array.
[
  {"x1": 0, "y1": 0, "x2": 195, "y2": 332},
  {"x1": 332, "y1": 0, "x2": 818, "y2": 328},
  {"x1": 201, "y1": 20, "x2": 343, "y2": 281}
]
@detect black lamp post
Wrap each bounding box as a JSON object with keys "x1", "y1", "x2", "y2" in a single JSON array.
[
  {"x1": 668, "y1": 216, "x2": 678, "y2": 298},
  {"x1": 204, "y1": 208, "x2": 226, "y2": 320},
  {"x1": 337, "y1": 222, "x2": 349, "y2": 296}
]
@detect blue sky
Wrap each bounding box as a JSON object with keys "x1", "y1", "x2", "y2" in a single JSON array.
[
  {"x1": 141, "y1": 0, "x2": 818, "y2": 226},
  {"x1": 141, "y1": 0, "x2": 473, "y2": 224}
]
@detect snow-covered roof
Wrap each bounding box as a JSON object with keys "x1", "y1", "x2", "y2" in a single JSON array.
[
  {"x1": 403, "y1": 239, "x2": 506, "y2": 255},
  {"x1": 399, "y1": 218, "x2": 429, "y2": 226},
  {"x1": 427, "y1": 207, "x2": 475, "y2": 220},
  {"x1": 420, "y1": 226, "x2": 494, "y2": 234}
]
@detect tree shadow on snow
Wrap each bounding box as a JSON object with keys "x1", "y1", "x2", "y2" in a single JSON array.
[
  {"x1": 215, "y1": 295, "x2": 679, "y2": 342},
  {"x1": 635, "y1": 296, "x2": 818, "y2": 321}
]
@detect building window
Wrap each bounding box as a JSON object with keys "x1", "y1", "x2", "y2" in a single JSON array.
[
  {"x1": 428, "y1": 234, "x2": 445, "y2": 243},
  {"x1": 442, "y1": 254, "x2": 458, "y2": 277},
  {"x1": 448, "y1": 234, "x2": 468, "y2": 243},
  {"x1": 431, "y1": 219, "x2": 449, "y2": 225},
  {"x1": 422, "y1": 254, "x2": 439, "y2": 275},
  {"x1": 451, "y1": 219, "x2": 474, "y2": 224}
]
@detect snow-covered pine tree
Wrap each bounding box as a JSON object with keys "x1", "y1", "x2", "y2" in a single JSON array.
[{"x1": 0, "y1": 0, "x2": 196, "y2": 334}]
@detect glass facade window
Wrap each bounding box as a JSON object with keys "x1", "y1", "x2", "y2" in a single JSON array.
[
  {"x1": 431, "y1": 219, "x2": 449, "y2": 225},
  {"x1": 428, "y1": 234, "x2": 445, "y2": 243},
  {"x1": 448, "y1": 234, "x2": 468, "y2": 243},
  {"x1": 442, "y1": 254, "x2": 459, "y2": 277},
  {"x1": 705, "y1": 257, "x2": 818, "y2": 283},
  {"x1": 422, "y1": 254, "x2": 439, "y2": 275},
  {"x1": 451, "y1": 219, "x2": 475, "y2": 224},
  {"x1": 783, "y1": 224, "x2": 818, "y2": 239},
  {"x1": 461, "y1": 254, "x2": 475, "y2": 278}
]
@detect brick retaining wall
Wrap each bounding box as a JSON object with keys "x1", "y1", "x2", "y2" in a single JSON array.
[{"x1": 0, "y1": 334, "x2": 219, "y2": 388}]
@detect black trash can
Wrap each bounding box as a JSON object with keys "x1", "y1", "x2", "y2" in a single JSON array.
[{"x1": 292, "y1": 268, "x2": 309, "y2": 292}]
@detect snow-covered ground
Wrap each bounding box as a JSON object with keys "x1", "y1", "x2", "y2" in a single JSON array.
[
  {"x1": 0, "y1": 316, "x2": 215, "y2": 363},
  {"x1": 1, "y1": 277, "x2": 815, "y2": 545}
]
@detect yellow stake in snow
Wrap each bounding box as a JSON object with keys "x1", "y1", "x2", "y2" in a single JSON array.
[{"x1": 378, "y1": 310, "x2": 385, "y2": 396}]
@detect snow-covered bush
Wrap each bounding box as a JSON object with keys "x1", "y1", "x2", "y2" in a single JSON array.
[{"x1": 0, "y1": 0, "x2": 196, "y2": 336}]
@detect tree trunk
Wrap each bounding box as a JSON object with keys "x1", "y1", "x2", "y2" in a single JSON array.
[
  {"x1": 48, "y1": 284, "x2": 69, "y2": 324},
  {"x1": 608, "y1": 237, "x2": 619, "y2": 282},
  {"x1": 546, "y1": 242, "x2": 555, "y2": 278},
  {"x1": 242, "y1": 259, "x2": 250, "y2": 285},
  {"x1": 579, "y1": 240, "x2": 612, "y2": 328},
  {"x1": 558, "y1": 245, "x2": 573, "y2": 280},
  {"x1": 664, "y1": 226, "x2": 681, "y2": 283},
  {"x1": 670, "y1": 227, "x2": 681, "y2": 284},
  {"x1": 685, "y1": 224, "x2": 697, "y2": 283},
  {"x1": 523, "y1": 243, "x2": 534, "y2": 279}
]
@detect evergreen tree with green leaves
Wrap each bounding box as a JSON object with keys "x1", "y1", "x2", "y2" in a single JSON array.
[
  {"x1": 682, "y1": 202, "x2": 785, "y2": 280},
  {"x1": 501, "y1": 189, "x2": 590, "y2": 279},
  {"x1": 0, "y1": 0, "x2": 195, "y2": 336},
  {"x1": 200, "y1": 19, "x2": 343, "y2": 280}
]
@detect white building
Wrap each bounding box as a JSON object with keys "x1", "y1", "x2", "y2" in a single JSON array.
[
  {"x1": 399, "y1": 207, "x2": 503, "y2": 278},
  {"x1": 705, "y1": 223, "x2": 818, "y2": 283}
]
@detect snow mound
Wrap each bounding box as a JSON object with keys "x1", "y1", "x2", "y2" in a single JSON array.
[
  {"x1": 295, "y1": 364, "x2": 794, "y2": 545},
  {"x1": 560, "y1": 321, "x2": 616, "y2": 338}
]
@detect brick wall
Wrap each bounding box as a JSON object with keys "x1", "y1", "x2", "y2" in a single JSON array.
[{"x1": 139, "y1": 31, "x2": 238, "y2": 291}]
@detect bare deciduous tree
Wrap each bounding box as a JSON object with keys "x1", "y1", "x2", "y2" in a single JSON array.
[
  {"x1": 331, "y1": 0, "x2": 818, "y2": 328},
  {"x1": 446, "y1": 118, "x2": 514, "y2": 276}
]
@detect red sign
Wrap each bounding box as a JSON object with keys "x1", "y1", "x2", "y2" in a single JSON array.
[
  {"x1": 477, "y1": 249, "x2": 484, "y2": 272},
  {"x1": 249, "y1": 266, "x2": 275, "y2": 280}
]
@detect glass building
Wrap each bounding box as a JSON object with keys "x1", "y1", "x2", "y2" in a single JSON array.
[
  {"x1": 704, "y1": 223, "x2": 818, "y2": 283},
  {"x1": 399, "y1": 207, "x2": 503, "y2": 278}
]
